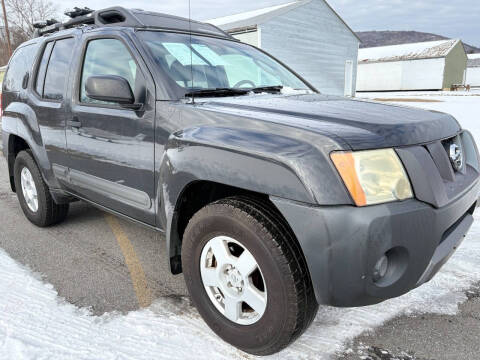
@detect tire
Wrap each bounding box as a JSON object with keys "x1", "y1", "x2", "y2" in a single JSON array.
[
  {"x1": 182, "y1": 196, "x2": 318, "y2": 355},
  {"x1": 14, "y1": 150, "x2": 69, "y2": 227}
]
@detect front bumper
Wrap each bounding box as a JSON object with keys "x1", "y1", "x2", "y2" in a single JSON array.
[{"x1": 271, "y1": 179, "x2": 479, "y2": 307}]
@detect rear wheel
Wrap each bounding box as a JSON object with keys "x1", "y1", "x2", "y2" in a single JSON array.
[
  {"x1": 182, "y1": 196, "x2": 318, "y2": 355},
  {"x1": 14, "y1": 150, "x2": 69, "y2": 227}
]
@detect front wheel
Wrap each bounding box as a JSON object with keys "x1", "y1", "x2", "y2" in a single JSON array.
[
  {"x1": 182, "y1": 197, "x2": 318, "y2": 355},
  {"x1": 14, "y1": 150, "x2": 69, "y2": 227}
]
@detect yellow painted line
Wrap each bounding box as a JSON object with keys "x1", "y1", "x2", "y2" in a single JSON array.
[{"x1": 104, "y1": 214, "x2": 153, "y2": 308}]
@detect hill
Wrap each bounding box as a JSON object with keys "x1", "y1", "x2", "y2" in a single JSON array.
[{"x1": 356, "y1": 31, "x2": 480, "y2": 54}]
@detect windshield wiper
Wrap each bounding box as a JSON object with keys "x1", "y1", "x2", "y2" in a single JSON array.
[
  {"x1": 185, "y1": 88, "x2": 249, "y2": 98},
  {"x1": 250, "y1": 85, "x2": 283, "y2": 93}
]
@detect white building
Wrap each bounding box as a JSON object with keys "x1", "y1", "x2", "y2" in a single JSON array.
[
  {"x1": 466, "y1": 54, "x2": 480, "y2": 88},
  {"x1": 207, "y1": 0, "x2": 360, "y2": 97},
  {"x1": 357, "y1": 39, "x2": 468, "y2": 92}
]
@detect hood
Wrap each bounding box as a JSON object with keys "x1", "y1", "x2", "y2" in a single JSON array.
[{"x1": 197, "y1": 93, "x2": 461, "y2": 150}]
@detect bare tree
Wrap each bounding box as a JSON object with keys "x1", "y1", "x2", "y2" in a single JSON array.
[
  {"x1": 5, "y1": 0, "x2": 59, "y2": 38},
  {"x1": 0, "y1": 26, "x2": 27, "y2": 65},
  {"x1": 0, "y1": 0, "x2": 58, "y2": 65}
]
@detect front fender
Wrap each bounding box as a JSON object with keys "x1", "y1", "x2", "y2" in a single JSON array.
[{"x1": 158, "y1": 125, "x2": 352, "y2": 270}]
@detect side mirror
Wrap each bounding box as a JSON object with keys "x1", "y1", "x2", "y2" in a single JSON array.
[{"x1": 86, "y1": 75, "x2": 140, "y2": 109}]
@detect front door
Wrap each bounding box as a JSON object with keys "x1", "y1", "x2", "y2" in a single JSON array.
[{"x1": 65, "y1": 34, "x2": 156, "y2": 225}]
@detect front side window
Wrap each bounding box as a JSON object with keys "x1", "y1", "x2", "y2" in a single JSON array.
[
  {"x1": 3, "y1": 44, "x2": 38, "y2": 92},
  {"x1": 138, "y1": 31, "x2": 310, "y2": 92},
  {"x1": 43, "y1": 38, "x2": 75, "y2": 100},
  {"x1": 80, "y1": 39, "x2": 139, "y2": 105}
]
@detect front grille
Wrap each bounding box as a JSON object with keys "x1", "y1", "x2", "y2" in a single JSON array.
[
  {"x1": 399, "y1": 131, "x2": 478, "y2": 209},
  {"x1": 442, "y1": 135, "x2": 464, "y2": 173}
]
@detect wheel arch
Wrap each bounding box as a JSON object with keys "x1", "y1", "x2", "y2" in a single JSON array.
[
  {"x1": 2, "y1": 105, "x2": 61, "y2": 193},
  {"x1": 165, "y1": 180, "x2": 272, "y2": 274},
  {"x1": 158, "y1": 137, "x2": 317, "y2": 274},
  {"x1": 7, "y1": 134, "x2": 32, "y2": 192}
]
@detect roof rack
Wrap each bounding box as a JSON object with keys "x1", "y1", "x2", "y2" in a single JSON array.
[
  {"x1": 33, "y1": 7, "x2": 95, "y2": 37},
  {"x1": 33, "y1": 6, "x2": 233, "y2": 40}
]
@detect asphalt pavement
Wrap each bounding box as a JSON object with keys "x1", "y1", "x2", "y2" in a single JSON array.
[
  {"x1": 338, "y1": 286, "x2": 480, "y2": 360},
  {"x1": 0, "y1": 155, "x2": 188, "y2": 315}
]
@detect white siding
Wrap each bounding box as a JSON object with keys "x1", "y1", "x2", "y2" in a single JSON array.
[
  {"x1": 232, "y1": 31, "x2": 259, "y2": 47},
  {"x1": 258, "y1": 0, "x2": 359, "y2": 96},
  {"x1": 466, "y1": 67, "x2": 480, "y2": 87},
  {"x1": 357, "y1": 58, "x2": 445, "y2": 91}
]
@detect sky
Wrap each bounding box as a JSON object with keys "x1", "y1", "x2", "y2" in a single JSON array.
[{"x1": 55, "y1": 0, "x2": 480, "y2": 47}]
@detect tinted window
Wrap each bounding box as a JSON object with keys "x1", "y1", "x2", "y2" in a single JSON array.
[
  {"x1": 3, "y1": 44, "x2": 38, "y2": 92},
  {"x1": 80, "y1": 39, "x2": 138, "y2": 104},
  {"x1": 35, "y1": 41, "x2": 54, "y2": 96},
  {"x1": 43, "y1": 38, "x2": 75, "y2": 100}
]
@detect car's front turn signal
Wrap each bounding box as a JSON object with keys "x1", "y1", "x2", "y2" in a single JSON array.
[{"x1": 331, "y1": 149, "x2": 413, "y2": 206}]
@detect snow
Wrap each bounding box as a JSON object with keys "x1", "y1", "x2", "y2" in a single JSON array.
[
  {"x1": 207, "y1": 1, "x2": 306, "y2": 28},
  {"x1": 1, "y1": 91, "x2": 480, "y2": 359},
  {"x1": 358, "y1": 39, "x2": 459, "y2": 63},
  {"x1": 0, "y1": 248, "x2": 243, "y2": 359},
  {"x1": 1, "y1": 210, "x2": 480, "y2": 359},
  {"x1": 468, "y1": 54, "x2": 480, "y2": 60}
]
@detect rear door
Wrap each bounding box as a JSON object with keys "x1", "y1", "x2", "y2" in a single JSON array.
[
  {"x1": 65, "y1": 31, "x2": 156, "y2": 225},
  {"x1": 30, "y1": 37, "x2": 77, "y2": 171}
]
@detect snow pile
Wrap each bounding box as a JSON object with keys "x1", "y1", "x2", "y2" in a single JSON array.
[
  {"x1": 1, "y1": 211, "x2": 480, "y2": 359},
  {"x1": 0, "y1": 249, "x2": 243, "y2": 359}
]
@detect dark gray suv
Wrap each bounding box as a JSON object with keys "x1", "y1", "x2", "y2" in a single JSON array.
[{"x1": 1, "y1": 7, "x2": 479, "y2": 355}]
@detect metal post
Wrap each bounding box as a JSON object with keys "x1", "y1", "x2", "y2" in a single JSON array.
[{"x1": 1, "y1": 0, "x2": 12, "y2": 57}]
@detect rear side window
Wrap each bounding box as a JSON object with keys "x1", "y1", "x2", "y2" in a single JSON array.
[
  {"x1": 80, "y1": 38, "x2": 139, "y2": 105},
  {"x1": 3, "y1": 44, "x2": 38, "y2": 92},
  {"x1": 35, "y1": 41, "x2": 54, "y2": 96},
  {"x1": 42, "y1": 38, "x2": 75, "y2": 100}
]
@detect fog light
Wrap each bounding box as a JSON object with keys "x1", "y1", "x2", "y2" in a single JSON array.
[{"x1": 373, "y1": 255, "x2": 389, "y2": 282}]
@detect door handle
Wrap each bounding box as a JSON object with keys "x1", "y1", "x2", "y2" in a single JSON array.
[{"x1": 68, "y1": 118, "x2": 82, "y2": 128}]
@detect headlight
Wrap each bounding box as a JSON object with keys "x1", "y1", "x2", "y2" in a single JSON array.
[{"x1": 331, "y1": 149, "x2": 413, "y2": 206}]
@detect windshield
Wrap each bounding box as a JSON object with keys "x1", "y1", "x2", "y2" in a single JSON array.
[{"x1": 138, "y1": 31, "x2": 311, "y2": 94}]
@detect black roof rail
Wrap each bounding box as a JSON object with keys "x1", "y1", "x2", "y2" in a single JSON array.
[
  {"x1": 33, "y1": 6, "x2": 234, "y2": 40},
  {"x1": 65, "y1": 7, "x2": 94, "y2": 18}
]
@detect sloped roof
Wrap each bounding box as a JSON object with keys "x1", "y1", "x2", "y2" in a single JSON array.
[
  {"x1": 358, "y1": 39, "x2": 461, "y2": 63},
  {"x1": 206, "y1": 0, "x2": 359, "y2": 40},
  {"x1": 208, "y1": 1, "x2": 306, "y2": 29}
]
